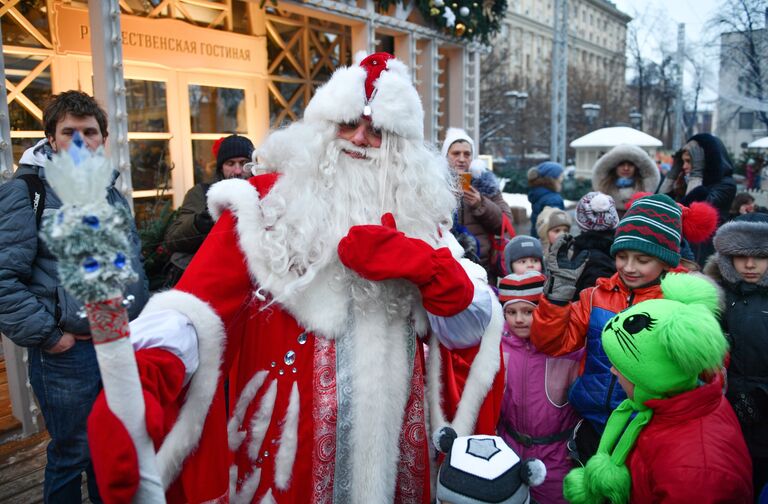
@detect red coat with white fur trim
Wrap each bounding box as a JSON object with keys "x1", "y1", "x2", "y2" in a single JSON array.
[{"x1": 107, "y1": 174, "x2": 503, "y2": 503}]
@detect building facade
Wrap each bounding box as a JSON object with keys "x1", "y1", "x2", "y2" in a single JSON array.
[
  {"x1": 501, "y1": 0, "x2": 629, "y2": 96},
  {"x1": 0, "y1": 0, "x2": 483, "y2": 438},
  {"x1": 715, "y1": 29, "x2": 768, "y2": 155},
  {"x1": 2, "y1": 0, "x2": 482, "y2": 219},
  {"x1": 482, "y1": 0, "x2": 630, "y2": 161}
]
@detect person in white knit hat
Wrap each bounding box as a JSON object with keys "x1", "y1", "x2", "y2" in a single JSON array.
[
  {"x1": 86, "y1": 52, "x2": 504, "y2": 503},
  {"x1": 442, "y1": 127, "x2": 513, "y2": 283}
]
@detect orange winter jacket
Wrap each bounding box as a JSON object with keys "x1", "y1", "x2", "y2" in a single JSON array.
[
  {"x1": 530, "y1": 272, "x2": 665, "y2": 430},
  {"x1": 531, "y1": 272, "x2": 663, "y2": 357}
]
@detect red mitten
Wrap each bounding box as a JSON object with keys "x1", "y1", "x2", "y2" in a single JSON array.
[
  {"x1": 338, "y1": 213, "x2": 473, "y2": 316},
  {"x1": 87, "y1": 349, "x2": 186, "y2": 503}
]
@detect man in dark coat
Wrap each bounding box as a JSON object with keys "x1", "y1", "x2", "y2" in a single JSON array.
[
  {"x1": 163, "y1": 134, "x2": 254, "y2": 283},
  {"x1": 0, "y1": 91, "x2": 148, "y2": 502}
]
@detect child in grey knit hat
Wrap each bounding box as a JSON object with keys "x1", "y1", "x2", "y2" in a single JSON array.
[{"x1": 504, "y1": 235, "x2": 543, "y2": 276}]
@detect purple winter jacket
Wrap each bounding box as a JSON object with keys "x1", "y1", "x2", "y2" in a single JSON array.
[{"x1": 498, "y1": 324, "x2": 584, "y2": 504}]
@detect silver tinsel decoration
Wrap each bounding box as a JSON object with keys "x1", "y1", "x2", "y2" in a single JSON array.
[{"x1": 40, "y1": 132, "x2": 137, "y2": 303}]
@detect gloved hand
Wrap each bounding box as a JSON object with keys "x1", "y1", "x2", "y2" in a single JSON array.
[
  {"x1": 87, "y1": 349, "x2": 186, "y2": 504},
  {"x1": 684, "y1": 141, "x2": 706, "y2": 180},
  {"x1": 194, "y1": 210, "x2": 215, "y2": 234},
  {"x1": 338, "y1": 213, "x2": 473, "y2": 316},
  {"x1": 544, "y1": 234, "x2": 588, "y2": 303}
]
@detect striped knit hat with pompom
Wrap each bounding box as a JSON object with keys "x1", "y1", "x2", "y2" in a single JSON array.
[
  {"x1": 610, "y1": 194, "x2": 682, "y2": 267},
  {"x1": 498, "y1": 271, "x2": 546, "y2": 307}
]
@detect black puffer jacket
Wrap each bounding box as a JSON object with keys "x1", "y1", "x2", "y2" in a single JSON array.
[
  {"x1": 0, "y1": 141, "x2": 149, "y2": 349},
  {"x1": 704, "y1": 214, "x2": 768, "y2": 458},
  {"x1": 572, "y1": 229, "x2": 616, "y2": 300}
]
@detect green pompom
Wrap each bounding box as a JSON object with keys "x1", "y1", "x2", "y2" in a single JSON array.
[
  {"x1": 584, "y1": 453, "x2": 631, "y2": 504},
  {"x1": 659, "y1": 304, "x2": 727, "y2": 377},
  {"x1": 563, "y1": 467, "x2": 594, "y2": 504},
  {"x1": 661, "y1": 272, "x2": 720, "y2": 314}
]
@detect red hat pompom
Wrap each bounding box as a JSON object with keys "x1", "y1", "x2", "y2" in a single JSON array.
[
  {"x1": 211, "y1": 136, "x2": 226, "y2": 158},
  {"x1": 681, "y1": 201, "x2": 719, "y2": 244}
]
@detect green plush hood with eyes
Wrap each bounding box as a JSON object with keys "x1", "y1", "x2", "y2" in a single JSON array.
[
  {"x1": 601, "y1": 294, "x2": 725, "y2": 404},
  {"x1": 563, "y1": 273, "x2": 728, "y2": 504}
]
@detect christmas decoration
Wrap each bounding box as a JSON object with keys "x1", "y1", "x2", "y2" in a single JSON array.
[
  {"x1": 377, "y1": 0, "x2": 506, "y2": 43},
  {"x1": 443, "y1": 6, "x2": 456, "y2": 27},
  {"x1": 42, "y1": 134, "x2": 138, "y2": 302}
]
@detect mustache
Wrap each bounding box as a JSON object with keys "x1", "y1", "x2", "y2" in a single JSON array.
[{"x1": 334, "y1": 138, "x2": 381, "y2": 161}]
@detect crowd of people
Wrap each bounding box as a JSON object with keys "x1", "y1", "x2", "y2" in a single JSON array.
[{"x1": 0, "y1": 53, "x2": 765, "y2": 503}]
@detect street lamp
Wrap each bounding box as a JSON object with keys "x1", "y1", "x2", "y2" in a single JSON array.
[
  {"x1": 505, "y1": 90, "x2": 529, "y2": 110},
  {"x1": 504, "y1": 90, "x2": 528, "y2": 168},
  {"x1": 582, "y1": 103, "x2": 601, "y2": 127},
  {"x1": 629, "y1": 109, "x2": 643, "y2": 130}
]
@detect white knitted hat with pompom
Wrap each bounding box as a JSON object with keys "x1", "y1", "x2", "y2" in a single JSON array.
[{"x1": 576, "y1": 191, "x2": 620, "y2": 231}]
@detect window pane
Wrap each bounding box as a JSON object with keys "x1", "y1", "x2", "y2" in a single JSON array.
[
  {"x1": 188, "y1": 85, "x2": 246, "y2": 134},
  {"x1": 739, "y1": 112, "x2": 754, "y2": 130},
  {"x1": 9, "y1": 101, "x2": 43, "y2": 131},
  {"x1": 192, "y1": 139, "x2": 218, "y2": 185},
  {"x1": 134, "y1": 195, "x2": 173, "y2": 233},
  {"x1": 5, "y1": 54, "x2": 51, "y2": 131},
  {"x1": 129, "y1": 139, "x2": 173, "y2": 191},
  {"x1": 1, "y1": 0, "x2": 51, "y2": 48},
  {"x1": 126, "y1": 79, "x2": 168, "y2": 132}
]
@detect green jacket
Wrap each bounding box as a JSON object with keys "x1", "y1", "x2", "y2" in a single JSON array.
[{"x1": 164, "y1": 183, "x2": 213, "y2": 270}]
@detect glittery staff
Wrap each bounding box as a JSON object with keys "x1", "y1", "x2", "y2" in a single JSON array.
[{"x1": 41, "y1": 132, "x2": 165, "y2": 502}]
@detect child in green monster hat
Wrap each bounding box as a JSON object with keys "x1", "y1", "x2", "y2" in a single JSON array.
[{"x1": 563, "y1": 273, "x2": 753, "y2": 503}]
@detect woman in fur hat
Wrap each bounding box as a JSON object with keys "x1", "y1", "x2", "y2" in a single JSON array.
[
  {"x1": 705, "y1": 212, "x2": 768, "y2": 498},
  {"x1": 591, "y1": 144, "x2": 660, "y2": 217}
]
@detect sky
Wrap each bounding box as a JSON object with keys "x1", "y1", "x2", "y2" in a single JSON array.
[{"x1": 610, "y1": 0, "x2": 723, "y2": 106}]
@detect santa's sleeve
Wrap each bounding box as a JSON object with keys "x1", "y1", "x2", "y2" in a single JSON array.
[
  {"x1": 426, "y1": 255, "x2": 505, "y2": 440},
  {"x1": 126, "y1": 182, "x2": 259, "y2": 489},
  {"x1": 428, "y1": 258, "x2": 493, "y2": 349}
]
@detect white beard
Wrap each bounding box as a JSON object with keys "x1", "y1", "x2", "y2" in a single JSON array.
[{"x1": 250, "y1": 122, "x2": 458, "y2": 322}]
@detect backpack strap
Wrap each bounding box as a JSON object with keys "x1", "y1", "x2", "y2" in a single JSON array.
[{"x1": 17, "y1": 173, "x2": 46, "y2": 227}]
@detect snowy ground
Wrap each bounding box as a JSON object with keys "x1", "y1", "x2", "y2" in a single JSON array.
[{"x1": 501, "y1": 193, "x2": 577, "y2": 217}]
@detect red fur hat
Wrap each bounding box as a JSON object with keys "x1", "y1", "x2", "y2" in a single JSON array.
[{"x1": 624, "y1": 192, "x2": 718, "y2": 244}]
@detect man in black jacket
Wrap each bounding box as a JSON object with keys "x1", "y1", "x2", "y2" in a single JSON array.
[{"x1": 163, "y1": 134, "x2": 254, "y2": 284}]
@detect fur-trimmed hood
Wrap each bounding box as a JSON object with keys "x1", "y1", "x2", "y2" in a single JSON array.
[
  {"x1": 708, "y1": 217, "x2": 768, "y2": 287},
  {"x1": 592, "y1": 144, "x2": 660, "y2": 209}
]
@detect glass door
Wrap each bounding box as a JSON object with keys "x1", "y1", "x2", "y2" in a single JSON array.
[
  {"x1": 177, "y1": 73, "x2": 259, "y2": 188},
  {"x1": 78, "y1": 63, "x2": 184, "y2": 224}
]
